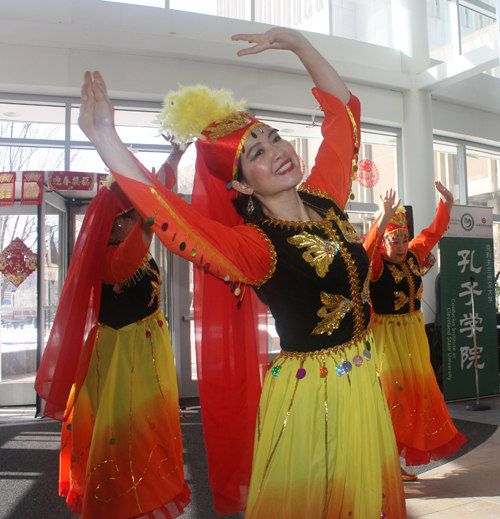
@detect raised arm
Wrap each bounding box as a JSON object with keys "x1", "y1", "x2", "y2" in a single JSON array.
[
  {"x1": 232, "y1": 27, "x2": 350, "y2": 105},
  {"x1": 79, "y1": 71, "x2": 154, "y2": 186},
  {"x1": 410, "y1": 181, "x2": 453, "y2": 262},
  {"x1": 78, "y1": 72, "x2": 272, "y2": 286}
]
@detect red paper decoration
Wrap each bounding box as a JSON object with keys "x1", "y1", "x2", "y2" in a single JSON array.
[
  {"x1": 48, "y1": 172, "x2": 94, "y2": 191},
  {"x1": 0, "y1": 238, "x2": 37, "y2": 287},
  {"x1": 356, "y1": 159, "x2": 379, "y2": 188},
  {"x1": 0, "y1": 172, "x2": 15, "y2": 206},
  {"x1": 21, "y1": 171, "x2": 44, "y2": 205}
]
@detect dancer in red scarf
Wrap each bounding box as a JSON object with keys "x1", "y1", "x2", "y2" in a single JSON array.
[
  {"x1": 76, "y1": 28, "x2": 407, "y2": 519},
  {"x1": 35, "y1": 153, "x2": 190, "y2": 518}
]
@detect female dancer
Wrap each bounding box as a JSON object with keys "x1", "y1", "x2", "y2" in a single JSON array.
[
  {"x1": 77, "y1": 28, "x2": 406, "y2": 519},
  {"x1": 35, "y1": 157, "x2": 190, "y2": 518},
  {"x1": 364, "y1": 184, "x2": 466, "y2": 478}
]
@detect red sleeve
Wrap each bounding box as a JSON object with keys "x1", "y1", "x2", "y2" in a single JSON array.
[
  {"x1": 111, "y1": 165, "x2": 274, "y2": 287},
  {"x1": 363, "y1": 214, "x2": 383, "y2": 280},
  {"x1": 299, "y1": 88, "x2": 360, "y2": 210},
  {"x1": 409, "y1": 201, "x2": 450, "y2": 263},
  {"x1": 102, "y1": 220, "x2": 148, "y2": 284}
]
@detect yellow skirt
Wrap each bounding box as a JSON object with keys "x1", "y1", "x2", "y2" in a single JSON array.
[
  {"x1": 371, "y1": 311, "x2": 466, "y2": 466},
  {"x1": 245, "y1": 330, "x2": 406, "y2": 519},
  {"x1": 59, "y1": 310, "x2": 190, "y2": 519}
]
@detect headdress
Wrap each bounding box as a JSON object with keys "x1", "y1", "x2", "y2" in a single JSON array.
[
  {"x1": 35, "y1": 181, "x2": 133, "y2": 421},
  {"x1": 382, "y1": 205, "x2": 409, "y2": 239},
  {"x1": 158, "y1": 85, "x2": 268, "y2": 514}
]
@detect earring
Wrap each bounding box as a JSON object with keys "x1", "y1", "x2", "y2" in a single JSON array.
[{"x1": 247, "y1": 195, "x2": 254, "y2": 215}]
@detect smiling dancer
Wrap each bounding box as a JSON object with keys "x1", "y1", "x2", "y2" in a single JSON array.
[{"x1": 77, "y1": 27, "x2": 406, "y2": 519}]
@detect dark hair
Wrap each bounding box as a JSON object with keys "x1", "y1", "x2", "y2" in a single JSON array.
[{"x1": 232, "y1": 161, "x2": 265, "y2": 221}]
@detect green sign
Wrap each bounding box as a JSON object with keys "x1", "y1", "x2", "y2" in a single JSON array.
[{"x1": 440, "y1": 205, "x2": 500, "y2": 400}]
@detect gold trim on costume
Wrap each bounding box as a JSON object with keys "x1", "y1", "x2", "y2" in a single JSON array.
[
  {"x1": 297, "y1": 183, "x2": 342, "y2": 209},
  {"x1": 245, "y1": 223, "x2": 277, "y2": 287},
  {"x1": 150, "y1": 188, "x2": 256, "y2": 286},
  {"x1": 277, "y1": 327, "x2": 372, "y2": 359}
]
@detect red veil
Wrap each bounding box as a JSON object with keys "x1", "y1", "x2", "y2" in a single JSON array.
[{"x1": 35, "y1": 183, "x2": 132, "y2": 421}]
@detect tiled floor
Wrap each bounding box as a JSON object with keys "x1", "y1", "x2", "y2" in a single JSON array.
[
  {"x1": 405, "y1": 395, "x2": 500, "y2": 518},
  {"x1": 1, "y1": 397, "x2": 499, "y2": 517}
]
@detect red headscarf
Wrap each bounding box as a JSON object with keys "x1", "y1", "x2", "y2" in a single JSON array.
[
  {"x1": 191, "y1": 113, "x2": 269, "y2": 513},
  {"x1": 35, "y1": 182, "x2": 132, "y2": 421}
]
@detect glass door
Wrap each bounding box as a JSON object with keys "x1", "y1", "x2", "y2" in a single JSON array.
[{"x1": 0, "y1": 192, "x2": 66, "y2": 406}]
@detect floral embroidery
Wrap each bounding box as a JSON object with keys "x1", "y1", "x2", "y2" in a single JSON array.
[
  {"x1": 394, "y1": 291, "x2": 408, "y2": 311},
  {"x1": 416, "y1": 284, "x2": 423, "y2": 301},
  {"x1": 313, "y1": 292, "x2": 355, "y2": 335},
  {"x1": 388, "y1": 264, "x2": 405, "y2": 284},
  {"x1": 287, "y1": 232, "x2": 340, "y2": 278}
]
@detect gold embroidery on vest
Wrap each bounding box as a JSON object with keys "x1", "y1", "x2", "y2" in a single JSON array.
[
  {"x1": 313, "y1": 292, "x2": 355, "y2": 335},
  {"x1": 388, "y1": 264, "x2": 405, "y2": 284},
  {"x1": 287, "y1": 232, "x2": 340, "y2": 278},
  {"x1": 394, "y1": 291, "x2": 408, "y2": 311}
]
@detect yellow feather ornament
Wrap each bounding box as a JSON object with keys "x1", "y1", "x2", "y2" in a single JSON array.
[{"x1": 157, "y1": 84, "x2": 247, "y2": 147}]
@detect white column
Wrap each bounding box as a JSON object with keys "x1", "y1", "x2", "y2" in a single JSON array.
[{"x1": 393, "y1": 0, "x2": 438, "y2": 322}]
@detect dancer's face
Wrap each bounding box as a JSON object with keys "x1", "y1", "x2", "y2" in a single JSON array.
[
  {"x1": 382, "y1": 230, "x2": 409, "y2": 263},
  {"x1": 235, "y1": 127, "x2": 301, "y2": 200},
  {"x1": 111, "y1": 209, "x2": 140, "y2": 241}
]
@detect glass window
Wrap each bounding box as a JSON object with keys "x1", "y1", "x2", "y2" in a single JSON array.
[
  {"x1": 459, "y1": 4, "x2": 496, "y2": 54},
  {"x1": 332, "y1": 0, "x2": 393, "y2": 47},
  {"x1": 466, "y1": 147, "x2": 500, "y2": 211},
  {"x1": 0, "y1": 214, "x2": 38, "y2": 384},
  {"x1": 101, "y1": 0, "x2": 165, "y2": 6},
  {"x1": 428, "y1": 0, "x2": 455, "y2": 61},
  {"x1": 434, "y1": 141, "x2": 460, "y2": 205},
  {"x1": 71, "y1": 106, "x2": 163, "y2": 145},
  {"x1": 170, "y1": 0, "x2": 250, "y2": 19},
  {"x1": 0, "y1": 104, "x2": 66, "y2": 140},
  {"x1": 0, "y1": 145, "x2": 65, "y2": 172},
  {"x1": 255, "y1": 0, "x2": 329, "y2": 35},
  {"x1": 352, "y1": 130, "x2": 399, "y2": 204}
]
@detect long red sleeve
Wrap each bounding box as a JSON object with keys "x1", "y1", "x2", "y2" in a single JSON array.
[{"x1": 299, "y1": 89, "x2": 361, "y2": 210}]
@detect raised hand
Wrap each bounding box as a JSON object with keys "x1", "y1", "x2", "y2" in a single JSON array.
[
  {"x1": 380, "y1": 189, "x2": 400, "y2": 217},
  {"x1": 377, "y1": 189, "x2": 401, "y2": 237},
  {"x1": 232, "y1": 27, "x2": 350, "y2": 104},
  {"x1": 232, "y1": 27, "x2": 308, "y2": 56},
  {"x1": 79, "y1": 71, "x2": 116, "y2": 143},
  {"x1": 434, "y1": 180, "x2": 454, "y2": 213}
]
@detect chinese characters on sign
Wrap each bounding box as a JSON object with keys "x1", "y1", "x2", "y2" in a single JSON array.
[
  {"x1": 48, "y1": 172, "x2": 94, "y2": 191},
  {"x1": 441, "y1": 205, "x2": 499, "y2": 400}
]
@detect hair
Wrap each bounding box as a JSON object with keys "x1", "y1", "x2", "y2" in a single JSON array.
[{"x1": 232, "y1": 162, "x2": 266, "y2": 221}]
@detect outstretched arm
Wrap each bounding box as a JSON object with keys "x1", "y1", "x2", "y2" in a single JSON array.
[
  {"x1": 79, "y1": 71, "x2": 153, "y2": 185},
  {"x1": 232, "y1": 28, "x2": 350, "y2": 105}
]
